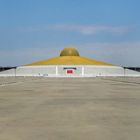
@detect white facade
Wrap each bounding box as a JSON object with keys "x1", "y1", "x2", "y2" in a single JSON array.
[{"x1": 0, "y1": 65, "x2": 140, "y2": 77}]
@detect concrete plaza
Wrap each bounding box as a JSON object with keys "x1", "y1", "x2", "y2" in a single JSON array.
[{"x1": 0, "y1": 77, "x2": 140, "y2": 140}]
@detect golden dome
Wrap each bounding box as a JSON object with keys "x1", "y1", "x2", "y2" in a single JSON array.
[
  {"x1": 26, "y1": 47, "x2": 113, "y2": 66},
  {"x1": 60, "y1": 48, "x2": 80, "y2": 56}
]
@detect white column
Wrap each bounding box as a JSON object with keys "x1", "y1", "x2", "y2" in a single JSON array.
[
  {"x1": 82, "y1": 66, "x2": 84, "y2": 77},
  {"x1": 56, "y1": 66, "x2": 58, "y2": 76}
]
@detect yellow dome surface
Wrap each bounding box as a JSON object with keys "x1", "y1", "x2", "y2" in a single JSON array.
[
  {"x1": 27, "y1": 56, "x2": 112, "y2": 66},
  {"x1": 60, "y1": 48, "x2": 80, "y2": 56},
  {"x1": 26, "y1": 48, "x2": 112, "y2": 66}
]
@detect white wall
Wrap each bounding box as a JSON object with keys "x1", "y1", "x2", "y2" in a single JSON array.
[
  {"x1": 84, "y1": 66, "x2": 124, "y2": 76},
  {"x1": 0, "y1": 65, "x2": 140, "y2": 77},
  {"x1": 16, "y1": 66, "x2": 56, "y2": 76}
]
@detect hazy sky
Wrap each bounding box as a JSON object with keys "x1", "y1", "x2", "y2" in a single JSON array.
[{"x1": 0, "y1": 0, "x2": 140, "y2": 66}]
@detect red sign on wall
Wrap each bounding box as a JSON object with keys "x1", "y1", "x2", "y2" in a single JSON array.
[{"x1": 67, "y1": 70, "x2": 73, "y2": 74}]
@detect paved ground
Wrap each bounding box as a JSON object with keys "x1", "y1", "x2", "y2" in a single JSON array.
[{"x1": 0, "y1": 77, "x2": 140, "y2": 140}]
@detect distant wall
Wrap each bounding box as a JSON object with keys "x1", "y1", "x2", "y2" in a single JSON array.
[
  {"x1": 125, "y1": 67, "x2": 140, "y2": 72},
  {"x1": 0, "y1": 68, "x2": 16, "y2": 76},
  {"x1": 0, "y1": 67, "x2": 16, "y2": 72}
]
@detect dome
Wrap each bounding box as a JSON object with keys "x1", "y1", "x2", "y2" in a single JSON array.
[
  {"x1": 27, "y1": 47, "x2": 113, "y2": 66},
  {"x1": 60, "y1": 48, "x2": 80, "y2": 56}
]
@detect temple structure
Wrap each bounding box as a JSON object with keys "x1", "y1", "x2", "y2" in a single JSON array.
[{"x1": 0, "y1": 48, "x2": 140, "y2": 77}]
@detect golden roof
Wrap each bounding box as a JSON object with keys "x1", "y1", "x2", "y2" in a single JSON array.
[{"x1": 27, "y1": 48, "x2": 112, "y2": 66}]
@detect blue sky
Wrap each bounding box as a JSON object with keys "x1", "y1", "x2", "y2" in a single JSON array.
[{"x1": 0, "y1": 0, "x2": 140, "y2": 66}]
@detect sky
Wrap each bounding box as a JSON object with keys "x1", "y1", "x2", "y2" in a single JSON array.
[{"x1": 0, "y1": 0, "x2": 140, "y2": 67}]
